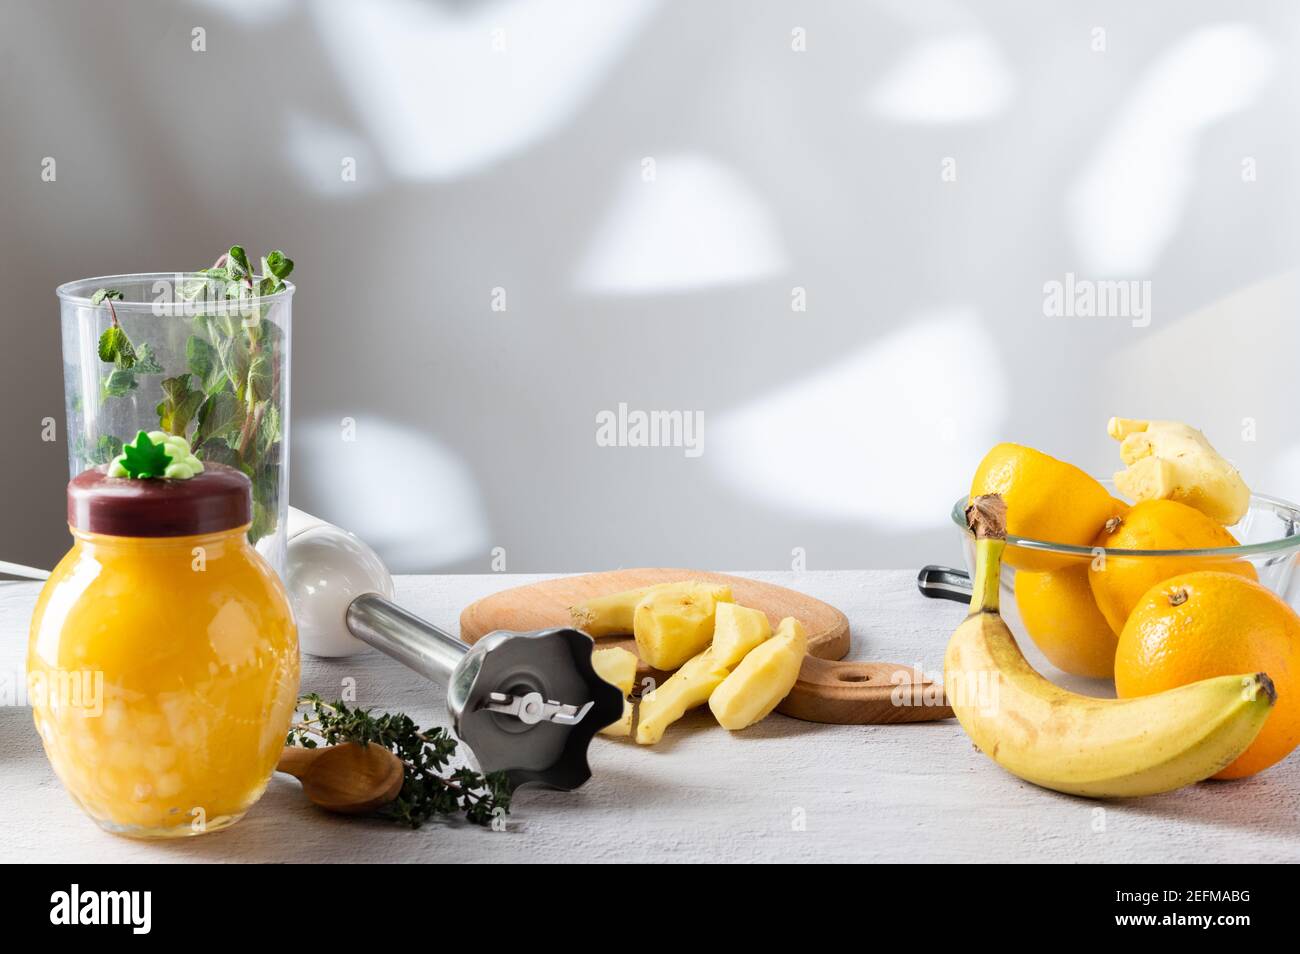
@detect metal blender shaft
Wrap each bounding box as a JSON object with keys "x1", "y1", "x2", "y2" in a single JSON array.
[{"x1": 345, "y1": 592, "x2": 467, "y2": 686}]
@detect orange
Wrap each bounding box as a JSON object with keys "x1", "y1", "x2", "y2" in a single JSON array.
[
  {"x1": 1014, "y1": 564, "x2": 1118, "y2": 678},
  {"x1": 1116, "y1": 571, "x2": 1299, "y2": 778},
  {"x1": 1088, "y1": 498, "x2": 1255, "y2": 634},
  {"x1": 969, "y1": 443, "x2": 1114, "y2": 570}
]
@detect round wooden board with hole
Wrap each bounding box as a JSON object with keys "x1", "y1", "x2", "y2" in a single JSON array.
[
  {"x1": 458, "y1": 568, "x2": 951, "y2": 725},
  {"x1": 780, "y1": 657, "x2": 951, "y2": 724}
]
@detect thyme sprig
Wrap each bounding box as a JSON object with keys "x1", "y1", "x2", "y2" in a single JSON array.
[{"x1": 286, "y1": 694, "x2": 513, "y2": 829}]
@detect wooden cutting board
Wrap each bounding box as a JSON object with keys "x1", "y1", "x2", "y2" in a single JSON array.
[
  {"x1": 459, "y1": 569, "x2": 950, "y2": 725},
  {"x1": 460, "y1": 568, "x2": 850, "y2": 664}
]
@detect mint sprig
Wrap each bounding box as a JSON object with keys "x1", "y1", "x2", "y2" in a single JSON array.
[
  {"x1": 93, "y1": 289, "x2": 135, "y2": 370},
  {"x1": 84, "y1": 248, "x2": 292, "y2": 545},
  {"x1": 187, "y1": 246, "x2": 292, "y2": 544}
]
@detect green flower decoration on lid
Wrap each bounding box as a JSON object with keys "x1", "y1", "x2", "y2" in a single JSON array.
[{"x1": 107, "y1": 431, "x2": 206, "y2": 480}]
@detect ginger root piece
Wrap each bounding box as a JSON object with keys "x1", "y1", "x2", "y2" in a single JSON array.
[
  {"x1": 570, "y1": 580, "x2": 722, "y2": 637},
  {"x1": 710, "y1": 602, "x2": 772, "y2": 668},
  {"x1": 592, "y1": 646, "x2": 638, "y2": 737},
  {"x1": 1108, "y1": 417, "x2": 1250, "y2": 525},
  {"x1": 709, "y1": 617, "x2": 807, "y2": 731},
  {"x1": 635, "y1": 649, "x2": 730, "y2": 745},
  {"x1": 633, "y1": 582, "x2": 733, "y2": 670},
  {"x1": 570, "y1": 585, "x2": 660, "y2": 637},
  {"x1": 603, "y1": 703, "x2": 634, "y2": 737},
  {"x1": 592, "y1": 646, "x2": 638, "y2": 695}
]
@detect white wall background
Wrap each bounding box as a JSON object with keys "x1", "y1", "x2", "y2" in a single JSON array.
[{"x1": 3, "y1": 0, "x2": 1299, "y2": 574}]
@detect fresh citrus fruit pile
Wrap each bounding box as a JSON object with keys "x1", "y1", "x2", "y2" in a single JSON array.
[{"x1": 966, "y1": 419, "x2": 1299, "y2": 780}]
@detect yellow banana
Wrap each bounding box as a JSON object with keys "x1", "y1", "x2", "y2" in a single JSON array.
[{"x1": 946, "y1": 495, "x2": 1275, "y2": 798}]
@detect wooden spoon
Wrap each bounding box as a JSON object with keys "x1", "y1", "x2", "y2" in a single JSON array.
[{"x1": 277, "y1": 742, "x2": 406, "y2": 815}]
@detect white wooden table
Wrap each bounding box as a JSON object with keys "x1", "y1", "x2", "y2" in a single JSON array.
[{"x1": 2, "y1": 571, "x2": 1297, "y2": 863}]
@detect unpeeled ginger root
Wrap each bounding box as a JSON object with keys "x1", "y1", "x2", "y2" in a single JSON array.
[{"x1": 1108, "y1": 418, "x2": 1249, "y2": 525}]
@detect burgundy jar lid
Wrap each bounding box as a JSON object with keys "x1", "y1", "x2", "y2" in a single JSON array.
[{"x1": 68, "y1": 463, "x2": 252, "y2": 537}]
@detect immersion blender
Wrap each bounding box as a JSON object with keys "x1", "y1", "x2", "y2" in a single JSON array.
[{"x1": 283, "y1": 510, "x2": 623, "y2": 791}]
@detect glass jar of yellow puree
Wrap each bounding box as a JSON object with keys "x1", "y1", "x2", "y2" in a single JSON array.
[{"x1": 28, "y1": 460, "x2": 299, "y2": 838}]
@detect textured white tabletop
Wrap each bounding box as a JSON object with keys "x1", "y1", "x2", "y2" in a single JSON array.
[{"x1": 2, "y1": 571, "x2": 1297, "y2": 864}]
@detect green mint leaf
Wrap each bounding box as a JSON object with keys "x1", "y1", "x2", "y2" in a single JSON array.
[
  {"x1": 204, "y1": 371, "x2": 230, "y2": 397},
  {"x1": 263, "y1": 250, "x2": 293, "y2": 281},
  {"x1": 181, "y1": 275, "x2": 222, "y2": 302},
  {"x1": 255, "y1": 401, "x2": 281, "y2": 458},
  {"x1": 226, "y1": 245, "x2": 252, "y2": 280},
  {"x1": 248, "y1": 499, "x2": 274, "y2": 544},
  {"x1": 97, "y1": 327, "x2": 121, "y2": 363},
  {"x1": 252, "y1": 452, "x2": 279, "y2": 501},
  {"x1": 156, "y1": 374, "x2": 204, "y2": 436},
  {"x1": 87, "y1": 434, "x2": 124, "y2": 466},
  {"x1": 246, "y1": 353, "x2": 272, "y2": 404},
  {"x1": 185, "y1": 334, "x2": 218, "y2": 382},
  {"x1": 133, "y1": 342, "x2": 163, "y2": 374},
  {"x1": 91, "y1": 288, "x2": 124, "y2": 306},
  {"x1": 97, "y1": 326, "x2": 136, "y2": 367},
  {"x1": 101, "y1": 368, "x2": 138, "y2": 399},
  {"x1": 118, "y1": 430, "x2": 172, "y2": 479},
  {"x1": 215, "y1": 334, "x2": 251, "y2": 401},
  {"x1": 194, "y1": 391, "x2": 244, "y2": 448},
  {"x1": 249, "y1": 454, "x2": 281, "y2": 544},
  {"x1": 194, "y1": 437, "x2": 240, "y2": 468},
  {"x1": 253, "y1": 317, "x2": 284, "y2": 348}
]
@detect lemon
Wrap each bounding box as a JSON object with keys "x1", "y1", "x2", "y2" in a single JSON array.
[
  {"x1": 1014, "y1": 565, "x2": 1118, "y2": 678},
  {"x1": 970, "y1": 443, "x2": 1114, "y2": 570}
]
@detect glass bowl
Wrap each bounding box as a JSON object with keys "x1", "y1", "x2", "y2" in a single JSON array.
[{"x1": 925, "y1": 484, "x2": 1300, "y2": 692}]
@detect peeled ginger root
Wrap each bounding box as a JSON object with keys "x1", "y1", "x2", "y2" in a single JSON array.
[
  {"x1": 591, "y1": 646, "x2": 638, "y2": 737},
  {"x1": 633, "y1": 582, "x2": 733, "y2": 670},
  {"x1": 635, "y1": 649, "x2": 730, "y2": 745},
  {"x1": 570, "y1": 585, "x2": 661, "y2": 637},
  {"x1": 710, "y1": 602, "x2": 772, "y2": 667},
  {"x1": 1108, "y1": 418, "x2": 1249, "y2": 525},
  {"x1": 709, "y1": 618, "x2": 807, "y2": 731}
]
